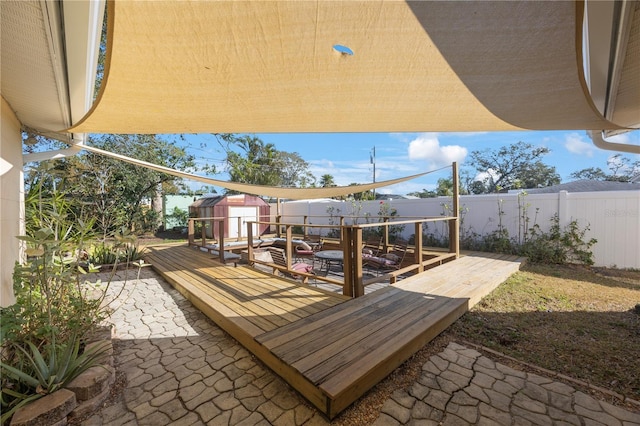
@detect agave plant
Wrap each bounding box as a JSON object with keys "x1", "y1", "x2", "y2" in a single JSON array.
[{"x1": 0, "y1": 334, "x2": 110, "y2": 423}]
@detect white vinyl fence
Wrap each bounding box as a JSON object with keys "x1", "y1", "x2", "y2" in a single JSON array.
[{"x1": 271, "y1": 190, "x2": 640, "y2": 269}]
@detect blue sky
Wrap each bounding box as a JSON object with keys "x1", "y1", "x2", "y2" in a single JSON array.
[{"x1": 183, "y1": 130, "x2": 640, "y2": 195}]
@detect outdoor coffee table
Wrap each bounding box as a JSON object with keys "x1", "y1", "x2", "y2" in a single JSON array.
[{"x1": 314, "y1": 250, "x2": 344, "y2": 275}]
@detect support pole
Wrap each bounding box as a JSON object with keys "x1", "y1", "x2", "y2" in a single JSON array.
[{"x1": 449, "y1": 162, "x2": 460, "y2": 258}]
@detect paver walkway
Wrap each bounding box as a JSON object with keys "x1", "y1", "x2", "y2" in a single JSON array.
[
  {"x1": 375, "y1": 342, "x2": 640, "y2": 426},
  {"x1": 83, "y1": 269, "x2": 640, "y2": 425}
]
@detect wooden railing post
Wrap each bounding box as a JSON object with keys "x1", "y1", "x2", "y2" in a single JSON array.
[
  {"x1": 353, "y1": 227, "x2": 364, "y2": 297},
  {"x1": 341, "y1": 227, "x2": 354, "y2": 298},
  {"x1": 285, "y1": 225, "x2": 293, "y2": 269},
  {"x1": 303, "y1": 216, "x2": 309, "y2": 239},
  {"x1": 383, "y1": 217, "x2": 390, "y2": 247},
  {"x1": 188, "y1": 218, "x2": 195, "y2": 246},
  {"x1": 276, "y1": 215, "x2": 282, "y2": 237},
  {"x1": 247, "y1": 222, "x2": 254, "y2": 265},
  {"x1": 218, "y1": 220, "x2": 226, "y2": 264},
  {"x1": 449, "y1": 161, "x2": 460, "y2": 258},
  {"x1": 236, "y1": 216, "x2": 242, "y2": 241},
  {"x1": 415, "y1": 222, "x2": 424, "y2": 273}
]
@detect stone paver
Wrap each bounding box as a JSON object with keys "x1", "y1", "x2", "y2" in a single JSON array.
[
  {"x1": 379, "y1": 342, "x2": 640, "y2": 426},
  {"x1": 83, "y1": 269, "x2": 640, "y2": 426}
]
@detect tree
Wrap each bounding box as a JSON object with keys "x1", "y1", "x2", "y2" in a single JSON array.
[
  {"x1": 40, "y1": 134, "x2": 198, "y2": 237},
  {"x1": 319, "y1": 174, "x2": 336, "y2": 187},
  {"x1": 223, "y1": 135, "x2": 280, "y2": 188},
  {"x1": 213, "y1": 134, "x2": 315, "y2": 190},
  {"x1": 570, "y1": 154, "x2": 640, "y2": 182},
  {"x1": 349, "y1": 184, "x2": 374, "y2": 201},
  {"x1": 468, "y1": 142, "x2": 560, "y2": 193},
  {"x1": 568, "y1": 167, "x2": 608, "y2": 181},
  {"x1": 274, "y1": 151, "x2": 316, "y2": 188},
  {"x1": 407, "y1": 189, "x2": 438, "y2": 198},
  {"x1": 433, "y1": 178, "x2": 469, "y2": 196}
]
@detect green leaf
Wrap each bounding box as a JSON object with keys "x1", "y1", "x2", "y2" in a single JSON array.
[{"x1": 0, "y1": 363, "x2": 40, "y2": 389}]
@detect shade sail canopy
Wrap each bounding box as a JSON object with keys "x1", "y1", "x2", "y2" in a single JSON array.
[
  {"x1": 80, "y1": 144, "x2": 433, "y2": 200},
  {"x1": 69, "y1": 1, "x2": 627, "y2": 135}
]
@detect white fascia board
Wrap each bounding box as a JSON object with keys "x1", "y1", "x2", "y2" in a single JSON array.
[
  {"x1": 63, "y1": 0, "x2": 105, "y2": 145},
  {"x1": 583, "y1": 0, "x2": 615, "y2": 116}
]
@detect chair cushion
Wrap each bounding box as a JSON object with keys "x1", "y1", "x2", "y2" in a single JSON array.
[
  {"x1": 295, "y1": 249, "x2": 314, "y2": 255},
  {"x1": 292, "y1": 263, "x2": 314, "y2": 273},
  {"x1": 382, "y1": 253, "x2": 400, "y2": 263},
  {"x1": 363, "y1": 254, "x2": 397, "y2": 266},
  {"x1": 296, "y1": 241, "x2": 312, "y2": 251}
]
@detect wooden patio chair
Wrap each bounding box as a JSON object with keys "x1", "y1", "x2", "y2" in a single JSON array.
[
  {"x1": 293, "y1": 241, "x2": 316, "y2": 264},
  {"x1": 294, "y1": 236, "x2": 324, "y2": 265},
  {"x1": 268, "y1": 248, "x2": 315, "y2": 284},
  {"x1": 363, "y1": 239, "x2": 408, "y2": 275},
  {"x1": 362, "y1": 236, "x2": 382, "y2": 257}
]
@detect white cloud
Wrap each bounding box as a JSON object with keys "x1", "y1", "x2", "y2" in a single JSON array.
[
  {"x1": 407, "y1": 134, "x2": 468, "y2": 168},
  {"x1": 564, "y1": 132, "x2": 594, "y2": 157},
  {"x1": 475, "y1": 168, "x2": 500, "y2": 183}
]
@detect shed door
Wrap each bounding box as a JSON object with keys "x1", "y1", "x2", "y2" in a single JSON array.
[{"x1": 228, "y1": 206, "x2": 259, "y2": 238}]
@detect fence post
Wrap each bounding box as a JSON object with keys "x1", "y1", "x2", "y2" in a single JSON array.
[{"x1": 558, "y1": 190, "x2": 569, "y2": 228}]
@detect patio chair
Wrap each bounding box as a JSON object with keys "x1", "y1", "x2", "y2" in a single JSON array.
[
  {"x1": 306, "y1": 234, "x2": 324, "y2": 250},
  {"x1": 362, "y1": 236, "x2": 382, "y2": 257},
  {"x1": 363, "y1": 239, "x2": 408, "y2": 275},
  {"x1": 293, "y1": 241, "x2": 316, "y2": 264},
  {"x1": 268, "y1": 248, "x2": 315, "y2": 284}
]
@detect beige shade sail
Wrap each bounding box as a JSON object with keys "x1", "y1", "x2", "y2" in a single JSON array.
[
  {"x1": 69, "y1": 1, "x2": 624, "y2": 135},
  {"x1": 80, "y1": 144, "x2": 435, "y2": 200}
]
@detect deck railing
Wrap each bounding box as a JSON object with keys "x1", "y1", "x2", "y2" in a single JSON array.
[{"x1": 246, "y1": 216, "x2": 459, "y2": 297}]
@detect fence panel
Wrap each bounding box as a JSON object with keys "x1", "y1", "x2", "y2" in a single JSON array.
[{"x1": 272, "y1": 190, "x2": 639, "y2": 268}]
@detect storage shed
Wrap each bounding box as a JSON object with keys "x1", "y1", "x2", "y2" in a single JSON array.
[{"x1": 189, "y1": 194, "x2": 270, "y2": 239}]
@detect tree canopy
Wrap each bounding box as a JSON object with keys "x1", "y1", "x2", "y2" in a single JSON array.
[
  {"x1": 27, "y1": 134, "x2": 198, "y2": 237},
  {"x1": 468, "y1": 142, "x2": 560, "y2": 193},
  {"x1": 570, "y1": 154, "x2": 640, "y2": 182},
  {"x1": 213, "y1": 134, "x2": 315, "y2": 191}
]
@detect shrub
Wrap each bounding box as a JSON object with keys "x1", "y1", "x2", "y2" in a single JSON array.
[
  {"x1": 521, "y1": 214, "x2": 597, "y2": 265},
  {"x1": 0, "y1": 184, "x2": 142, "y2": 423}
]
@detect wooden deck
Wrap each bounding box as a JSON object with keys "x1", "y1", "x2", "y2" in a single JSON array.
[{"x1": 144, "y1": 244, "x2": 525, "y2": 419}]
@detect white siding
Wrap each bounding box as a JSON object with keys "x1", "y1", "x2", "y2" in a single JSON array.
[{"x1": 1, "y1": 98, "x2": 25, "y2": 306}]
